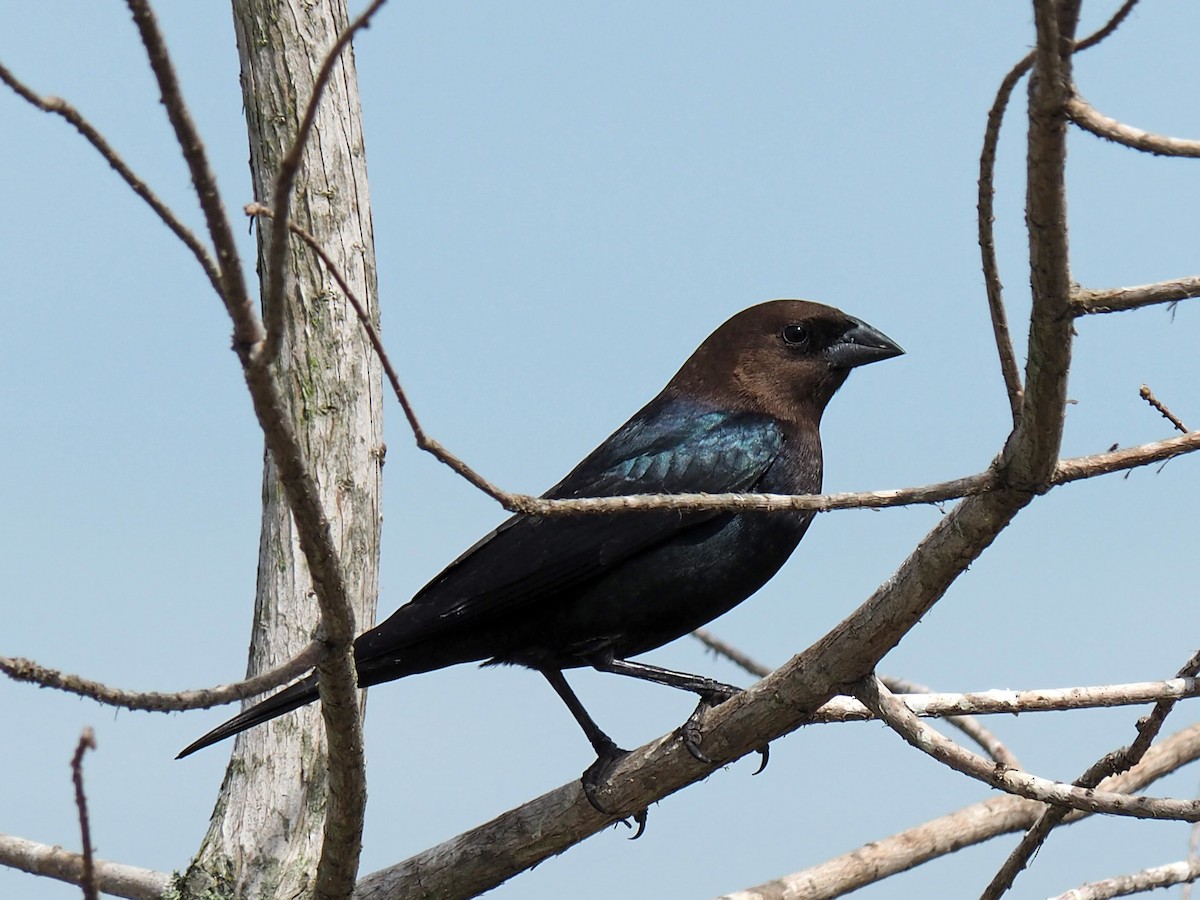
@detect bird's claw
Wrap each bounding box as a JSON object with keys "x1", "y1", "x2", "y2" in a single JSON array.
[
  {"x1": 581, "y1": 746, "x2": 649, "y2": 838},
  {"x1": 752, "y1": 743, "x2": 770, "y2": 774},
  {"x1": 619, "y1": 807, "x2": 649, "y2": 840},
  {"x1": 581, "y1": 745, "x2": 630, "y2": 816},
  {"x1": 679, "y1": 688, "x2": 739, "y2": 763}
]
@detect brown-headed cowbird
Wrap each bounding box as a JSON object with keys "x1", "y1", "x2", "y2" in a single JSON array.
[{"x1": 178, "y1": 300, "x2": 902, "y2": 801}]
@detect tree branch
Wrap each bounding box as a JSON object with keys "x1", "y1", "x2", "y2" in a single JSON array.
[
  {"x1": 983, "y1": 647, "x2": 1200, "y2": 899},
  {"x1": 0, "y1": 640, "x2": 326, "y2": 712},
  {"x1": 124, "y1": 0, "x2": 257, "y2": 349},
  {"x1": 978, "y1": 52, "x2": 1030, "y2": 422},
  {"x1": 0, "y1": 61, "x2": 222, "y2": 298},
  {"x1": 244, "y1": 202, "x2": 515, "y2": 507},
  {"x1": 1074, "y1": 276, "x2": 1200, "y2": 315},
  {"x1": 0, "y1": 835, "x2": 170, "y2": 900},
  {"x1": 1067, "y1": 92, "x2": 1200, "y2": 158},
  {"x1": 1048, "y1": 859, "x2": 1200, "y2": 900},
  {"x1": 856, "y1": 675, "x2": 1200, "y2": 822},
  {"x1": 715, "y1": 721, "x2": 1200, "y2": 900},
  {"x1": 70, "y1": 729, "x2": 99, "y2": 900},
  {"x1": 975, "y1": 0, "x2": 1142, "y2": 423}
]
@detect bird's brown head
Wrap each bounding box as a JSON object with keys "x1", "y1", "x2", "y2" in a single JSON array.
[{"x1": 669, "y1": 299, "x2": 904, "y2": 424}]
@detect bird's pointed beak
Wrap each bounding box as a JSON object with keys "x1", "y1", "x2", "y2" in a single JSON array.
[{"x1": 826, "y1": 317, "x2": 905, "y2": 369}]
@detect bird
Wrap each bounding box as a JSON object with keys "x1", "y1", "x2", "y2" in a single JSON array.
[{"x1": 178, "y1": 299, "x2": 902, "y2": 808}]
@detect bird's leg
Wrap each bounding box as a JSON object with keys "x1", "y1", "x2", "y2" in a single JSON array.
[
  {"x1": 590, "y1": 655, "x2": 768, "y2": 769},
  {"x1": 540, "y1": 668, "x2": 647, "y2": 833}
]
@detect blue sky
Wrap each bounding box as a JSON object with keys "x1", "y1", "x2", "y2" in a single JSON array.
[{"x1": 2, "y1": 3, "x2": 1199, "y2": 899}]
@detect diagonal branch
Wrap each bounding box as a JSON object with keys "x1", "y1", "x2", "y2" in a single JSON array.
[
  {"x1": 124, "y1": 0, "x2": 257, "y2": 350},
  {"x1": 246, "y1": 202, "x2": 514, "y2": 506},
  {"x1": 0, "y1": 61, "x2": 222, "y2": 298}
]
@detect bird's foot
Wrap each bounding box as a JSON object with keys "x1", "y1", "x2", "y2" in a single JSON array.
[
  {"x1": 581, "y1": 745, "x2": 649, "y2": 838},
  {"x1": 679, "y1": 688, "x2": 738, "y2": 763},
  {"x1": 678, "y1": 689, "x2": 770, "y2": 773}
]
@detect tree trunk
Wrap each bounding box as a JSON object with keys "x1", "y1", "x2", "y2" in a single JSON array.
[{"x1": 182, "y1": 2, "x2": 382, "y2": 897}]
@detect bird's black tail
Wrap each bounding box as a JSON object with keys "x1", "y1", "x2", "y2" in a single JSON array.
[{"x1": 176, "y1": 674, "x2": 320, "y2": 759}]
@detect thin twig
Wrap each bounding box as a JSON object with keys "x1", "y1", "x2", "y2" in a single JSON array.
[
  {"x1": 0, "y1": 640, "x2": 326, "y2": 712},
  {"x1": 1074, "y1": 276, "x2": 1200, "y2": 315},
  {"x1": 70, "y1": 728, "x2": 99, "y2": 900},
  {"x1": 1140, "y1": 385, "x2": 1190, "y2": 434},
  {"x1": 125, "y1": 0, "x2": 257, "y2": 350},
  {"x1": 977, "y1": 51, "x2": 1031, "y2": 423},
  {"x1": 0, "y1": 61, "x2": 222, "y2": 299},
  {"x1": 232, "y1": 222, "x2": 1200, "y2": 518},
  {"x1": 855, "y1": 674, "x2": 1200, "y2": 823},
  {"x1": 254, "y1": 219, "x2": 1200, "y2": 522},
  {"x1": 245, "y1": 202, "x2": 514, "y2": 506},
  {"x1": 691, "y1": 628, "x2": 771, "y2": 678},
  {"x1": 1074, "y1": 0, "x2": 1141, "y2": 52},
  {"x1": 1067, "y1": 92, "x2": 1200, "y2": 158},
  {"x1": 260, "y1": 0, "x2": 389, "y2": 363},
  {"x1": 974, "y1": 0, "x2": 1140, "y2": 424},
  {"x1": 983, "y1": 648, "x2": 1200, "y2": 900}
]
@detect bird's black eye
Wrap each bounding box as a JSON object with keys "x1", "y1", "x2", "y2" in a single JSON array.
[{"x1": 781, "y1": 324, "x2": 810, "y2": 346}]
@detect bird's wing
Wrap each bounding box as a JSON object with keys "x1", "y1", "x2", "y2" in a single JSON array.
[{"x1": 361, "y1": 400, "x2": 783, "y2": 650}]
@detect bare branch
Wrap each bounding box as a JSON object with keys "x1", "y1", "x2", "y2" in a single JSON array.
[
  {"x1": 124, "y1": 0, "x2": 257, "y2": 349},
  {"x1": 245, "y1": 202, "x2": 515, "y2": 507},
  {"x1": 1047, "y1": 858, "x2": 1200, "y2": 900},
  {"x1": 692, "y1": 631, "x2": 1021, "y2": 765},
  {"x1": 880, "y1": 676, "x2": 1022, "y2": 769},
  {"x1": 0, "y1": 834, "x2": 170, "y2": 900},
  {"x1": 0, "y1": 61, "x2": 222, "y2": 298},
  {"x1": 984, "y1": 648, "x2": 1200, "y2": 899},
  {"x1": 1000, "y1": 0, "x2": 1079, "y2": 489},
  {"x1": 1140, "y1": 385, "x2": 1191, "y2": 434},
  {"x1": 1052, "y1": 430, "x2": 1200, "y2": 485},
  {"x1": 260, "y1": 0, "x2": 389, "y2": 363},
  {"x1": 977, "y1": 51, "x2": 1031, "y2": 422},
  {"x1": 857, "y1": 674, "x2": 1200, "y2": 822},
  {"x1": 810, "y1": 677, "x2": 1200, "y2": 724},
  {"x1": 0, "y1": 640, "x2": 326, "y2": 712},
  {"x1": 1074, "y1": 0, "x2": 1141, "y2": 52},
  {"x1": 1075, "y1": 276, "x2": 1200, "y2": 315},
  {"x1": 974, "y1": 0, "x2": 1140, "y2": 423},
  {"x1": 1067, "y1": 92, "x2": 1200, "y2": 158},
  {"x1": 717, "y1": 722, "x2": 1200, "y2": 900},
  {"x1": 691, "y1": 628, "x2": 771, "y2": 678},
  {"x1": 70, "y1": 729, "x2": 99, "y2": 900}
]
